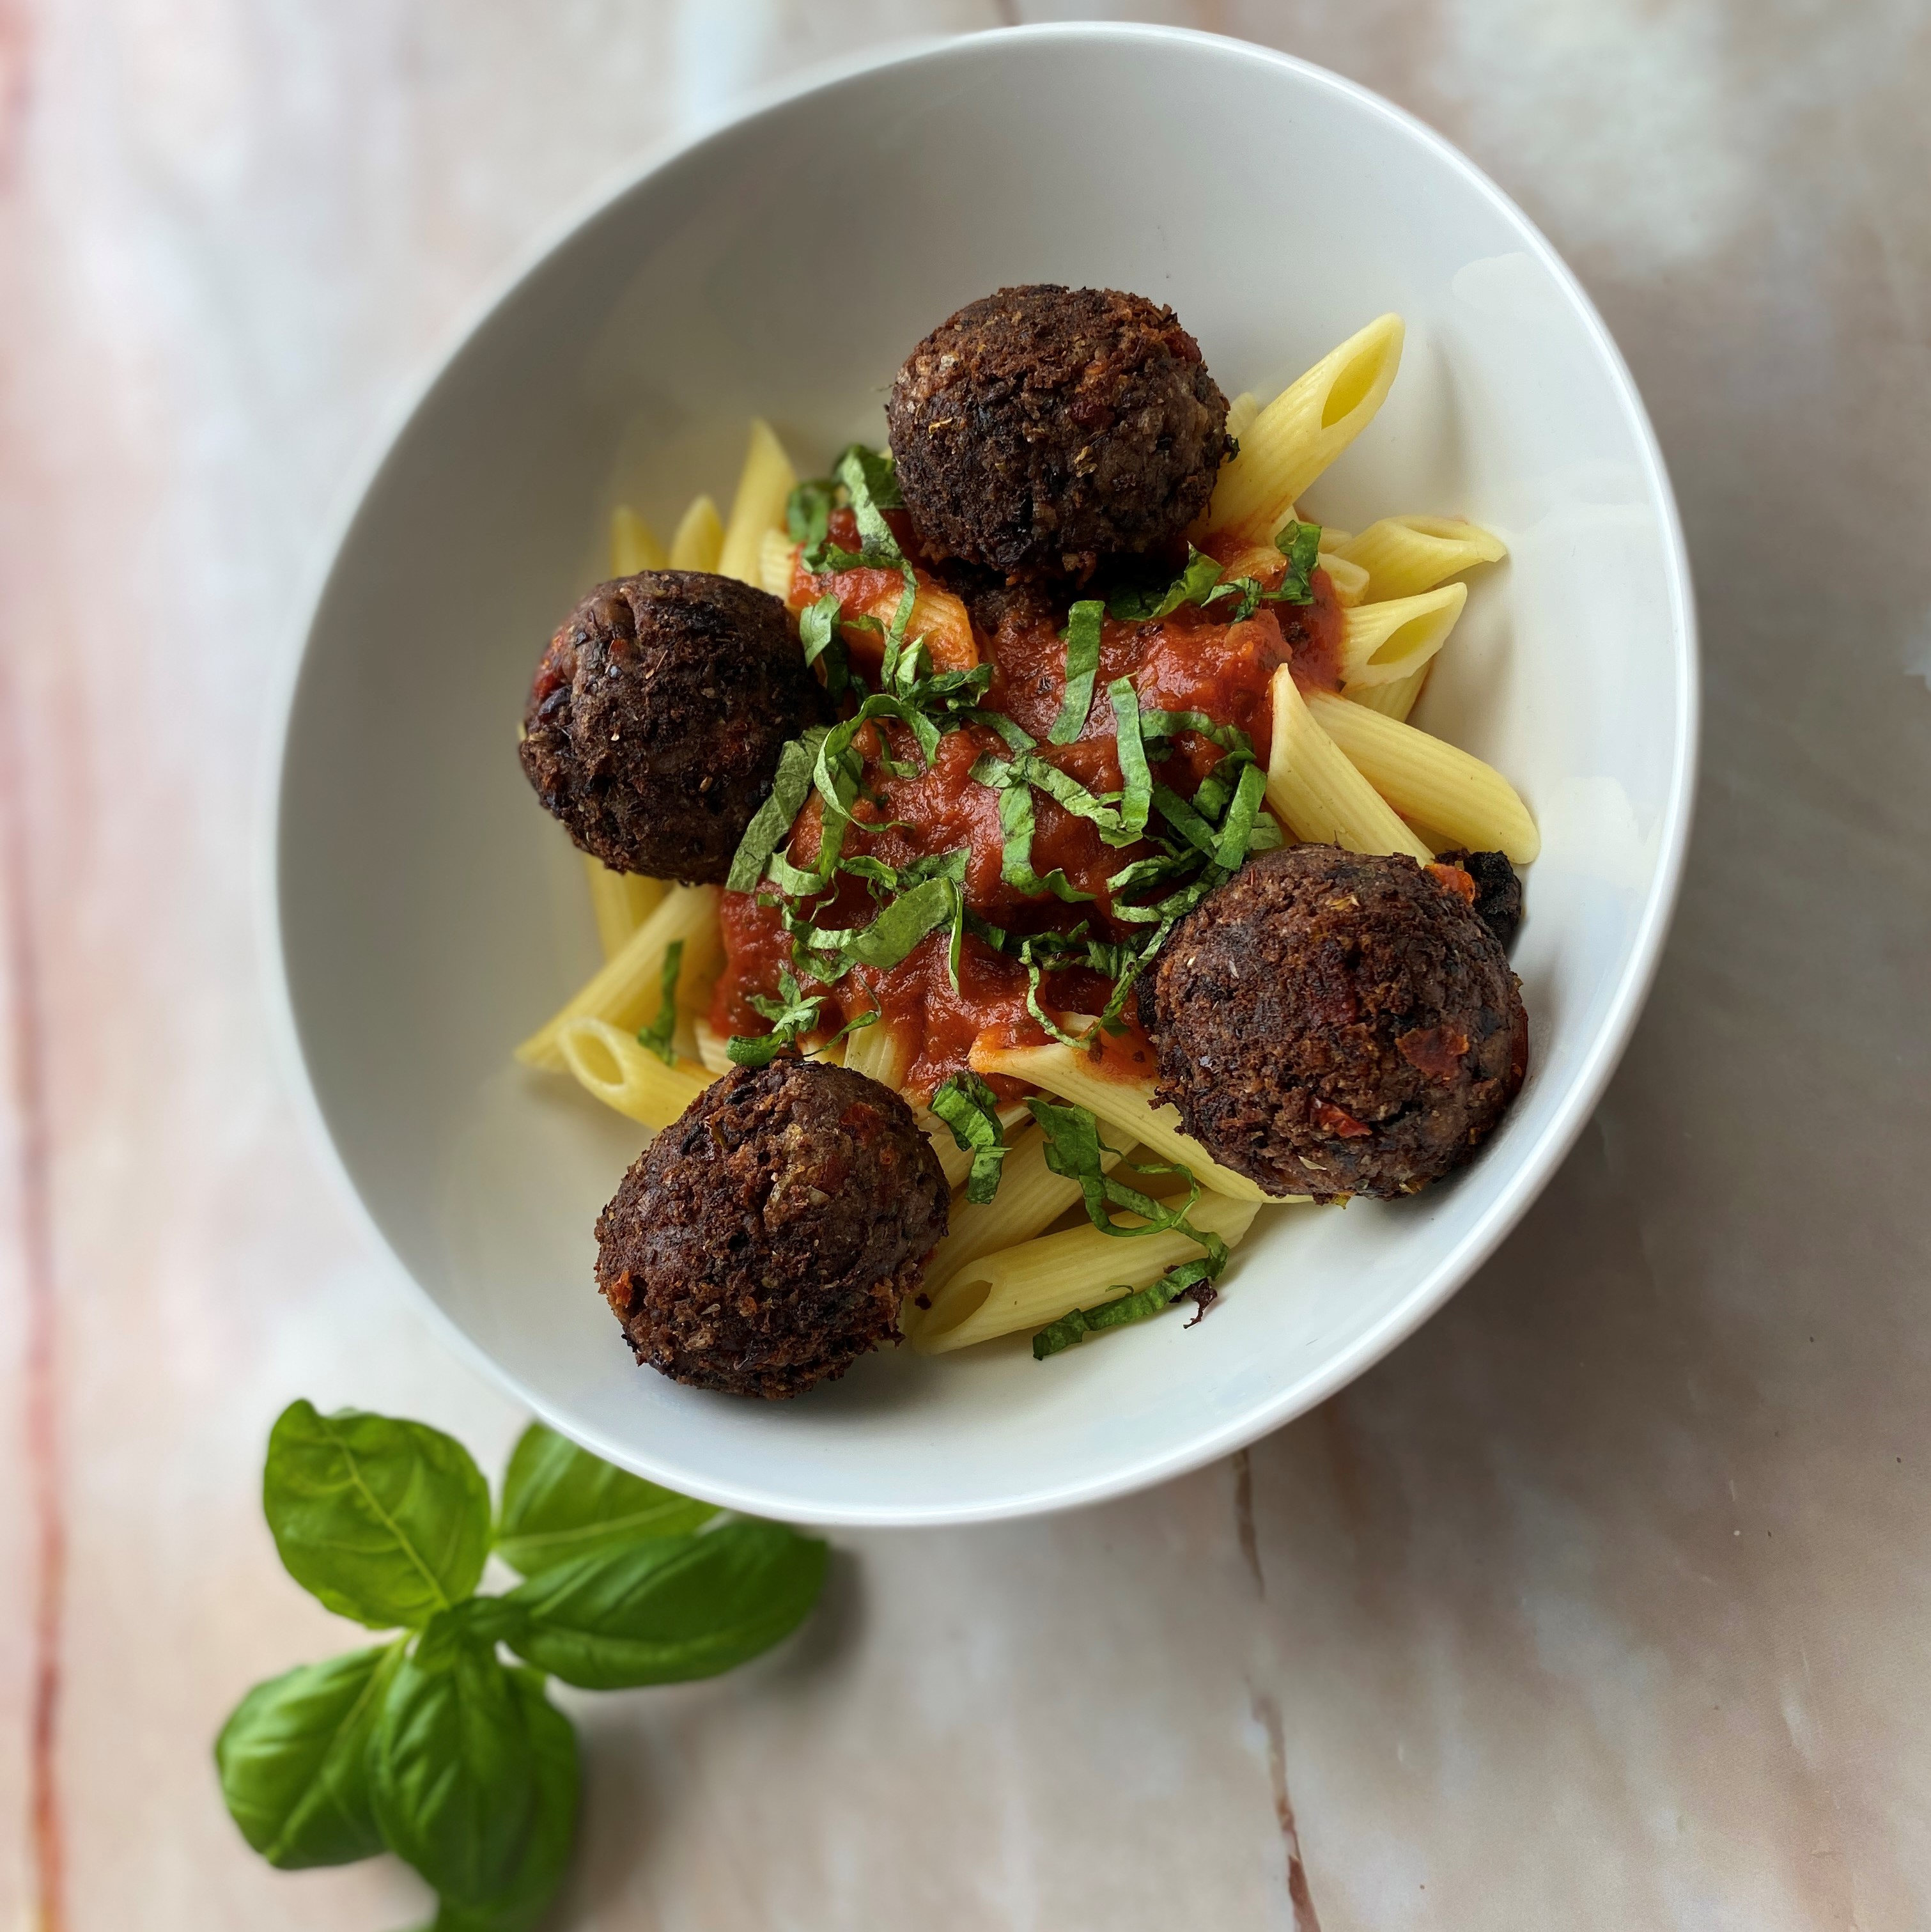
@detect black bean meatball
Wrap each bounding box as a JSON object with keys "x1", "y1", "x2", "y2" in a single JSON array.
[
  {"x1": 886, "y1": 285, "x2": 1229, "y2": 581},
  {"x1": 518, "y1": 570, "x2": 826, "y2": 885},
  {"x1": 1439, "y1": 849, "x2": 1524, "y2": 950},
  {"x1": 1142, "y1": 845, "x2": 1528, "y2": 1201},
  {"x1": 593, "y1": 1059, "x2": 950, "y2": 1399}
]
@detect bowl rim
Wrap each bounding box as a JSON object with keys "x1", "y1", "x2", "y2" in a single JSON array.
[{"x1": 260, "y1": 21, "x2": 1700, "y2": 1527}]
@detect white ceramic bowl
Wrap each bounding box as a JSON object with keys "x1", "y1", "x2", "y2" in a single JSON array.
[{"x1": 270, "y1": 25, "x2": 1696, "y2": 1526}]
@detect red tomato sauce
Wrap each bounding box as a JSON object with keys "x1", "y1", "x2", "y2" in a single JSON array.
[{"x1": 710, "y1": 553, "x2": 1345, "y2": 1100}]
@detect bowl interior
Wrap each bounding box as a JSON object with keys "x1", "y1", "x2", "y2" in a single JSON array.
[{"x1": 275, "y1": 27, "x2": 1692, "y2": 1525}]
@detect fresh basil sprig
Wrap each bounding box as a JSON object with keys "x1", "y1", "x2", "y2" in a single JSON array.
[{"x1": 218, "y1": 1406, "x2": 826, "y2": 1928}]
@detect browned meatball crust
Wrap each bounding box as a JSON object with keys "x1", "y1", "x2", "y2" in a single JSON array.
[
  {"x1": 594, "y1": 1060, "x2": 950, "y2": 1399},
  {"x1": 1142, "y1": 845, "x2": 1528, "y2": 1201},
  {"x1": 519, "y1": 570, "x2": 827, "y2": 884},
  {"x1": 886, "y1": 285, "x2": 1229, "y2": 580}
]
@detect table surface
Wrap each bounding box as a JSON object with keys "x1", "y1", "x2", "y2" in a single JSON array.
[{"x1": 3, "y1": 4, "x2": 1928, "y2": 1928}]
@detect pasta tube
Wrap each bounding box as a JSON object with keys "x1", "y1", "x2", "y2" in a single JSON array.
[
  {"x1": 1338, "y1": 583, "x2": 1466, "y2": 690},
  {"x1": 556, "y1": 1018, "x2": 712, "y2": 1130},
  {"x1": 516, "y1": 885, "x2": 722, "y2": 1071},
  {"x1": 906, "y1": 1126, "x2": 1128, "y2": 1313},
  {"x1": 1317, "y1": 551, "x2": 1369, "y2": 607},
  {"x1": 1223, "y1": 390, "x2": 1260, "y2": 440},
  {"x1": 967, "y1": 1040, "x2": 1276, "y2": 1204},
  {"x1": 1333, "y1": 515, "x2": 1506, "y2": 603},
  {"x1": 669, "y1": 495, "x2": 724, "y2": 572},
  {"x1": 759, "y1": 527, "x2": 796, "y2": 599},
  {"x1": 1200, "y1": 315, "x2": 1405, "y2": 545},
  {"x1": 1347, "y1": 664, "x2": 1429, "y2": 723},
  {"x1": 717, "y1": 419, "x2": 796, "y2": 587},
  {"x1": 1265, "y1": 667, "x2": 1436, "y2": 864},
  {"x1": 692, "y1": 1017, "x2": 734, "y2": 1077},
  {"x1": 908, "y1": 1194, "x2": 1264, "y2": 1355},
  {"x1": 582, "y1": 857, "x2": 665, "y2": 962},
  {"x1": 844, "y1": 1016, "x2": 911, "y2": 1091},
  {"x1": 608, "y1": 505, "x2": 666, "y2": 576},
  {"x1": 1305, "y1": 692, "x2": 1540, "y2": 864}
]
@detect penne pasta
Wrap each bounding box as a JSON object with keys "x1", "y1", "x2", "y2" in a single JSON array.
[
  {"x1": 1317, "y1": 550, "x2": 1369, "y2": 607},
  {"x1": 780, "y1": 543, "x2": 978, "y2": 673},
  {"x1": 844, "y1": 1013, "x2": 912, "y2": 1091},
  {"x1": 717, "y1": 419, "x2": 797, "y2": 587},
  {"x1": 582, "y1": 856, "x2": 665, "y2": 962},
  {"x1": 1200, "y1": 314, "x2": 1405, "y2": 545},
  {"x1": 516, "y1": 885, "x2": 722, "y2": 1072},
  {"x1": 968, "y1": 1039, "x2": 1278, "y2": 1203},
  {"x1": 905, "y1": 1126, "x2": 1128, "y2": 1316},
  {"x1": 1264, "y1": 666, "x2": 1436, "y2": 864},
  {"x1": 1223, "y1": 389, "x2": 1260, "y2": 441},
  {"x1": 759, "y1": 527, "x2": 796, "y2": 599},
  {"x1": 1338, "y1": 583, "x2": 1466, "y2": 690},
  {"x1": 915, "y1": 1100, "x2": 1033, "y2": 1196},
  {"x1": 608, "y1": 504, "x2": 667, "y2": 577},
  {"x1": 1347, "y1": 662, "x2": 1429, "y2": 723},
  {"x1": 669, "y1": 494, "x2": 724, "y2": 572},
  {"x1": 1333, "y1": 515, "x2": 1506, "y2": 603},
  {"x1": 1305, "y1": 692, "x2": 1540, "y2": 864},
  {"x1": 556, "y1": 1018, "x2": 712, "y2": 1130},
  {"x1": 692, "y1": 1017, "x2": 734, "y2": 1077},
  {"x1": 906, "y1": 1193, "x2": 1264, "y2": 1355}
]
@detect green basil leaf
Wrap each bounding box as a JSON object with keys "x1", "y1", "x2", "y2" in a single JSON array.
[
  {"x1": 426, "y1": 1669, "x2": 580, "y2": 1932},
  {"x1": 263, "y1": 1401, "x2": 490, "y2": 1630},
  {"x1": 730, "y1": 967, "x2": 824, "y2": 1067},
  {"x1": 1033, "y1": 1255, "x2": 1222, "y2": 1359},
  {"x1": 504, "y1": 1521, "x2": 827, "y2": 1689},
  {"x1": 1151, "y1": 783, "x2": 1220, "y2": 859},
  {"x1": 786, "y1": 478, "x2": 835, "y2": 553},
  {"x1": 1109, "y1": 677, "x2": 1152, "y2": 843},
  {"x1": 797, "y1": 591, "x2": 849, "y2": 700},
  {"x1": 635, "y1": 938, "x2": 683, "y2": 1067},
  {"x1": 727, "y1": 727, "x2": 828, "y2": 894},
  {"x1": 369, "y1": 1634, "x2": 538, "y2": 1908},
  {"x1": 1138, "y1": 708, "x2": 1256, "y2": 761},
  {"x1": 976, "y1": 765, "x2": 1094, "y2": 904},
  {"x1": 840, "y1": 873, "x2": 958, "y2": 971},
  {"x1": 1271, "y1": 519, "x2": 1322, "y2": 604},
  {"x1": 930, "y1": 1071, "x2": 1011, "y2": 1204},
  {"x1": 1023, "y1": 960, "x2": 1092, "y2": 1051},
  {"x1": 495, "y1": 1426, "x2": 717, "y2": 1578},
  {"x1": 1048, "y1": 600, "x2": 1105, "y2": 745},
  {"x1": 214, "y1": 1641, "x2": 403, "y2": 1869},
  {"x1": 1212, "y1": 761, "x2": 1269, "y2": 870},
  {"x1": 1106, "y1": 547, "x2": 1226, "y2": 622}
]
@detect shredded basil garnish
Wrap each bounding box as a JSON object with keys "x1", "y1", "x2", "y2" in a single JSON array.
[
  {"x1": 726, "y1": 969, "x2": 880, "y2": 1068},
  {"x1": 1109, "y1": 678, "x2": 1152, "y2": 843},
  {"x1": 727, "y1": 968, "x2": 821, "y2": 1068},
  {"x1": 1021, "y1": 1098, "x2": 1232, "y2": 1359},
  {"x1": 797, "y1": 591, "x2": 849, "y2": 699},
  {"x1": 984, "y1": 772, "x2": 1094, "y2": 903},
  {"x1": 635, "y1": 939, "x2": 684, "y2": 1066},
  {"x1": 786, "y1": 477, "x2": 835, "y2": 555},
  {"x1": 1106, "y1": 548, "x2": 1227, "y2": 623},
  {"x1": 1048, "y1": 600, "x2": 1105, "y2": 745},
  {"x1": 728, "y1": 729, "x2": 829, "y2": 894},
  {"x1": 1105, "y1": 527, "x2": 1323, "y2": 628},
  {"x1": 929, "y1": 1071, "x2": 1011, "y2": 1204},
  {"x1": 1274, "y1": 519, "x2": 1321, "y2": 604}
]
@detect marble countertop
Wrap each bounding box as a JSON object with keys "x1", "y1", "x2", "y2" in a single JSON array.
[{"x1": 3, "y1": 3, "x2": 1928, "y2": 1927}]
